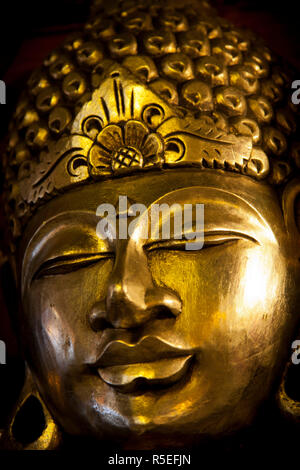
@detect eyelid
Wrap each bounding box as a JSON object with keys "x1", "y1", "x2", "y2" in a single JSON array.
[
  {"x1": 144, "y1": 231, "x2": 259, "y2": 252},
  {"x1": 32, "y1": 252, "x2": 114, "y2": 281}
]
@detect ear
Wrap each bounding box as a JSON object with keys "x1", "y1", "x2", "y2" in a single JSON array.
[
  {"x1": 0, "y1": 365, "x2": 62, "y2": 450},
  {"x1": 282, "y1": 178, "x2": 300, "y2": 244},
  {"x1": 276, "y1": 333, "x2": 300, "y2": 424}
]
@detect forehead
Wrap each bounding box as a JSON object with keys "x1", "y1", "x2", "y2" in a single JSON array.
[{"x1": 20, "y1": 168, "x2": 283, "y2": 244}]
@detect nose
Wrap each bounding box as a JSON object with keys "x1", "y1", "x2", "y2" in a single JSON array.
[{"x1": 88, "y1": 242, "x2": 182, "y2": 330}]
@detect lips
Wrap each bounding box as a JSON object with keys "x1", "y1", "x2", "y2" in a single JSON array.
[{"x1": 94, "y1": 336, "x2": 194, "y2": 392}]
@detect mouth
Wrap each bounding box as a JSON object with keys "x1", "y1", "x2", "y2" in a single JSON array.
[{"x1": 94, "y1": 336, "x2": 194, "y2": 393}]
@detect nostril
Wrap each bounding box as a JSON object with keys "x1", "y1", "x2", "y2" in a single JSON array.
[
  {"x1": 89, "y1": 307, "x2": 112, "y2": 332},
  {"x1": 145, "y1": 286, "x2": 182, "y2": 319},
  {"x1": 155, "y1": 306, "x2": 176, "y2": 320}
]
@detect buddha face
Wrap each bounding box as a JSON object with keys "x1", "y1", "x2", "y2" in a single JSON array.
[{"x1": 18, "y1": 169, "x2": 300, "y2": 447}]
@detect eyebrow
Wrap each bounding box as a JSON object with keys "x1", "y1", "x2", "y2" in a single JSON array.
[
  {"x1": 24, "y1": 210, "x2": 99, "y2": 248},
  {"x1": 21, "y1": 211, "x2": 108, "y2": 290},
  {"x1": 142, "y1": 186, "x2": 277, "y2": 245},
  {"x1": 147, "y1": 201, "x2": 262, "y2": 231}
]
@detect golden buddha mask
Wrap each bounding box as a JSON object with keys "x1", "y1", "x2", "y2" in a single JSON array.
[{"x1": 1, "y1": 0, "x2": 300, "y2": 450}]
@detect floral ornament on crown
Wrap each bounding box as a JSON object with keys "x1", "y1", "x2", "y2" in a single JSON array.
[
  {"x1": 88, "y1": 119, "x2": 164, "y2": 176},
  {"x1": 14, "y1": 64, "x2": 268, "y2": 233}
]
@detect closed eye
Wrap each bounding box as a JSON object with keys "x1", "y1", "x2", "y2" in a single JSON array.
[
  {"x1": 144, "y1": 231, "x2": 259, "y2": 252},
  {"x1": 32, "y1": 252, "x2": 114, "y2": 281}
]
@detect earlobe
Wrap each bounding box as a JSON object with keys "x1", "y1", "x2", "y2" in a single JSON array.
[
  {"x1": 0, "y1": 365, "x2": 61, "y2": 450},
  {"x1": 276, "y1": 335, "x2": 300, "y2": 424}
]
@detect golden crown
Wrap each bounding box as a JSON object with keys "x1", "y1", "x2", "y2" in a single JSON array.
[{"x1": 3, "y1": 0, "x2": 300, "y2": 239}]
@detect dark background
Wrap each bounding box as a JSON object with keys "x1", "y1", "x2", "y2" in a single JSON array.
[{"x1": 0, "y1": 0, "x2": 299, "y2": 449}]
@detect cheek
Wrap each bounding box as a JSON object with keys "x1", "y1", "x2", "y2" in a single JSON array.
[
  {"x1": 23, "y1": 281, "x2": 79, "y2": 375},
  {"x1": 148, "y1": 243, "x2": 291, "y2": 411},
  {"x1": 230, "y1": 245, "x2": 285, "y2": 339},
  {"x1": 22, "y1": 259, "x2": 113, "y2": 371},
  {"x1": 148, "y1": 243, "x2": 288, "y2": 355}
]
